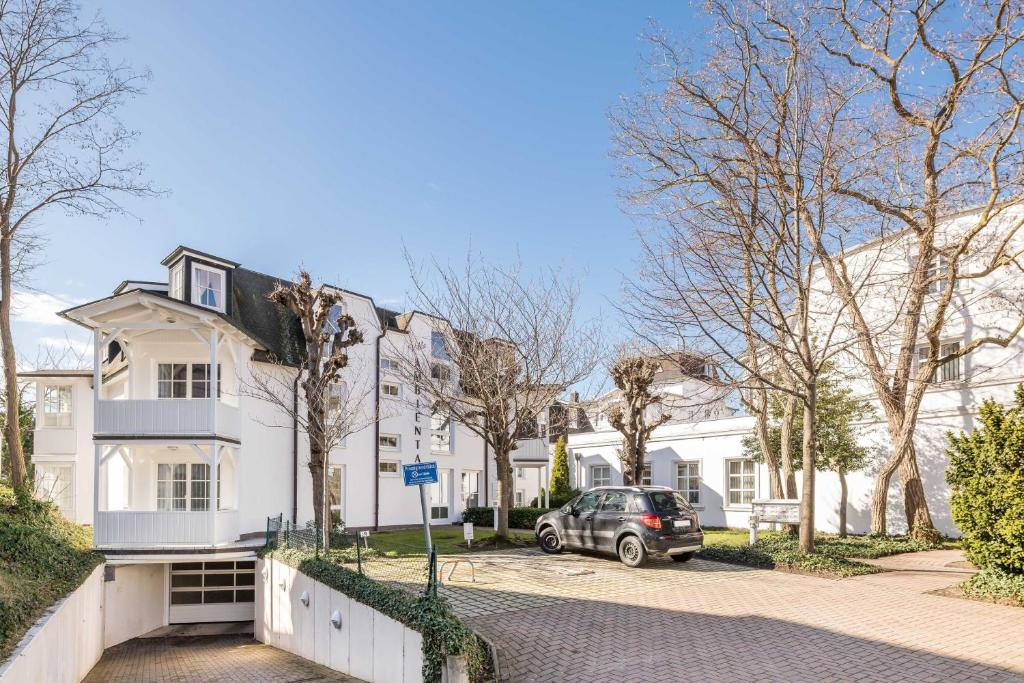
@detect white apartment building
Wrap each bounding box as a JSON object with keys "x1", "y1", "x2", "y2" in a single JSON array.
[
  {"x1": 567, "y1": 211, "x2": 1024, "y2": 537},
  {"x1": 24, "y1": 245, "x2": 543, "y2": 632}
]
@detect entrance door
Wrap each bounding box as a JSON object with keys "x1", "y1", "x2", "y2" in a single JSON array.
[
  {"x1": 461, "y1": 470, "x2": 480, "y2": 511},
  {"x1": 430, "y1": 468, "x2": 452, "y2": 523},
  {"x1": 168, "y1": 559, "x2": 256, "y2": 623}
]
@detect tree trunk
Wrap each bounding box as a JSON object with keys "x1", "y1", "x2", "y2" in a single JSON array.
[
  {"x1": 753, "y1": 406, "x2": 784, "y2": 498},
  {"x1": 495, "y1": 448, "x2": 512, "y2": 539},
  {"x1": 0, "y1": 234, "x2": 25, "y2": 490},
  {"x1": 309, "y1": 451, "x2": 326, "y2": 548},
  {"x1": 838, "y1": 467, "x2": 848, "y2": 539},
  {"x1": 799, "y1": 387, "x2": 816, "y2": 553},
  {"x1": 898, "y1": 443, "x2": 937, "y2": 541},
  {"x1": 619, "y1": 439, "x2": 638, "y2": 486},
  {"x1": 780, "y1": 394, "x2": 798, "y2": 498}
]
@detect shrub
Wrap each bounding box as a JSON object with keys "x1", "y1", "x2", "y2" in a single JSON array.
[
  {"x1": 462, "y1": 506, "x2": 551, "y2": 530},
  {"x1": 549, "y1": 436, "x2": 572, "y2": 500},
  {"x1": 0, "y1": 482, "x2": 15, "y2": 508},
  {"x1": 946, "y1": 386, "x2": 1024, "y2": 574},
  {"x1": 530, "y1": 489, "x2": 579, "y2": 509},
  {"x1": 960, "y1": 567, "x2": 1024, "y2": 606}
]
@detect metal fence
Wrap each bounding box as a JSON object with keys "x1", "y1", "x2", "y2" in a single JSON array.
[{"x1": 266, "y1": 515, "x2": 437, "y2": 596}]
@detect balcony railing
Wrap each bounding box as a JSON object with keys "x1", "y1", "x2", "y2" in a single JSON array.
[
  {"x1": 93, "y1": 509, "x2": 240, "y2": 548},
  {"x1": 95, "y1": 399, "x2": 239, "y2": 439}
]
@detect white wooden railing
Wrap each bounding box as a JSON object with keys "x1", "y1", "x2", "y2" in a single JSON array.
[
  {"x1": 513, "y1": 437, "x2": 550, "y2": 462},
  {"x1": 95, "y1": 399, "x2": 240, "y2": 439},
  {"x1": 94, "y1": 509, "x2": 240, "y2": 547}
]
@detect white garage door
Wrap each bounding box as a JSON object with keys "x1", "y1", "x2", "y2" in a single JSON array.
[{"x1": 168, "y1": 559, "x2": 256, "y2": 623}]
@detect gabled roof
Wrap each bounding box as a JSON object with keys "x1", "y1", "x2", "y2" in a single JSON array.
[{"x1": 160, "y1": 246, "x2": 240, "y2": 268}]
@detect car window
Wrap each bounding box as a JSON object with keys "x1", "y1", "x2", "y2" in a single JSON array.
[
  {"x1": 574, "y1": 491, "x2": 602, "y2": 513},
  {"x1": 601, "y1": 492, "x2": 628, "y2": 512},
  {"x1": 648, "y1": 491, "x2": 693, "y2": 513}
]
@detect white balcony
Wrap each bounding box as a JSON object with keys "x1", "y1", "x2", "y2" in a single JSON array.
[
  {"x1": 513, "y1": 437, "x2": 550, "y2": 462},
  {"x1": 95, "y1": 399, "x2": 240, "y2": 440},
  {"x1": 94, "y1": 509, "x2": 240, "y2": 548}
]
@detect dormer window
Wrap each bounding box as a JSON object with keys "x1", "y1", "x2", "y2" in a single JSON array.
[
  {"x1": 323, "y1": 304, "x2": 344, "y2": 334},
  {"x1": 192, "y1": 264, "x2": 225, "y2": 312}
]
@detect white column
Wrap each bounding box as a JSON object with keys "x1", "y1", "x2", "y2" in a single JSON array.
[
  {"x1": 209, "y1": 329, "x2": 219, "y2": 432},
  {"x1": 544, "y1": 465, "x2": 550, "y2": 508},
  {"x1": 210, "y1": 442, "x2": 220, "y2": 544},
  {"x1": 92, "y1": 444, "x2": 101, "y2": 541}
]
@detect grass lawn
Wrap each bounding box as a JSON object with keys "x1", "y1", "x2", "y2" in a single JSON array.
[{"x1": 0, "y1": 488, "x2": 103, "y2": 662}]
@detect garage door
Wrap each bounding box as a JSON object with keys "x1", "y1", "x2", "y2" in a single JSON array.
[{"x1": 169, "y1": 559, "x2": 256, "y2": 623}]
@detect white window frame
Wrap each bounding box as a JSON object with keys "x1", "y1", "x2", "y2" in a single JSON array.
[
  {"x1": 917, "y1": 341, "x2": 963, "y2": 384},
  {"x1": 35, "y1": 462, "x2": 74, "y2": 517},
  {"x1": 378, "y1": 460, "x2": 400, "y2": 476},
  {"x1": 926, "y1": 255, "x2": 954, "y2": 295},
  {"x1": 41, "y1": 384, "x2": 73, "y2": 428},
  {"x1": 591, "y1": 464, "x2": 611, "y2": 487},
  {"x1": 157, "y1": 462, "x2": 215, "y2": 512},
  {"x1": 380, "y1": 382, "x2": 401, "y2": 399},
  {"x1": 461, "y1": 470, "x2": 481, "y2": 508},
  {"x1": 725, "y1": 459, "x2": 755, "y2": 508},
  {"x1": 191, "y1": 263, "x2": 226, "y2": 312},
  {"x1": 378, "y1": 433, "x2": 401, "y2": 450},
  {"x1": 327, "y1": 465, "x2": 345, "y2": 530},
  {"x1": 676, "y1": 460, "x2": 702, "y2": 507},
  {"x1": 431, "y1": 409, "x2": 453, "y2": 454},
  {"x1": 641, "y1": 463, "x2": 652, "y2": 486},
  {"x1": 169, "y1": 263, "x2": 184, "y2": 300},
  {"x1": 156, "y1": 362, "x2": 222, "y2": 400},
  {"x1": 515, "y1": 490, "x2": 525, "y2": 507},
  {"x1": 379, "y1": 356, "x2": 399, "y2": 373}
]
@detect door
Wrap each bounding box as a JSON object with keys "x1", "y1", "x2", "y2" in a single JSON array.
[
  {"x1": 168, "y1": 559, "x2": 256, "y2": 623},
  {"x1": 460, "y1": 470, "x2": 480, "y2": 511},
  {"x1": 430, "y1": 468, "x2": 452, "y2": 523},
  {"x1": 561, "y1": 490, "x2": 602, "y2": 548},
  {"x1": 593, "y1": 490, "x2": 629, "y2": 551}
]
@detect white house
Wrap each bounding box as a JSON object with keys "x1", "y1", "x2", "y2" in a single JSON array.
[{"x1": 24, "y1": 245, "x2": 534, "y2": 630}]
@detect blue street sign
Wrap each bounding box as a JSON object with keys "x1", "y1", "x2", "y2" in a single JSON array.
[{"x1": 403, "y1": 461, "x2": 438, "y2": 486}]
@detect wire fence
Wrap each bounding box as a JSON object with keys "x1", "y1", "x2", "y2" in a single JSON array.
[{"x1": 266, "y1": 515, "x2": 438, "y2": 596}]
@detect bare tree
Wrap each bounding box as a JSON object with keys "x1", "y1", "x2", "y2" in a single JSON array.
[
  {"x1": 397, "y1": 253, "x2": 600, "y2": 539},
  {"x1": 808, "y1": 0, "x2": 1024, "y2": 538},
  {"x1": 615, "y1": 1, "x2": 860, "y2": 551},
  {"x1": 242, "y1": 272, "x2": 365, "y2": 545},
  {"x1": 0, "y1": 0, "x2": 152, "y2": 489},
  {"x1": 606, "y1": 349, "x2": 671, "y2": 485}
]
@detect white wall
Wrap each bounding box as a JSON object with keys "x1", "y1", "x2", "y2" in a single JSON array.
[
  {"x1": 32, "y1": 377, "x2": 95, "y2": 525},
  {"x1": 103, "y1": 564, "x2": 166, "y2": 648},
  {"x1": 257, "y1": 558, "x2": 423, "y2": 683},
  {"x1": 0, "y1": 566, "x2": 105, "y2": 683}
]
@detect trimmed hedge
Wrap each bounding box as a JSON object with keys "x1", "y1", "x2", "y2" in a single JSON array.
[
  {"x1": 265, "y1": 548, "x2": 492, "y2": 682},
  {"x1": 462, "y1": 506, "x2": 551, "y2": 530},
  {"x1": 0, "y1": 491, "x2": 103, "y2": 662}
]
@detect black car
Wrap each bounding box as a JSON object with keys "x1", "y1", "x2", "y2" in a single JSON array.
[{"x1": 534, "y1": 486, "x2": 704, "y2": 567}]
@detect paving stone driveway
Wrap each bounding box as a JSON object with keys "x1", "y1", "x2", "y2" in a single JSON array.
[
  {"x1": 437, "y1": 548, "x2": 1024, "y2": 683},
  {"x1": 83, "y1": 634, "x2": 359, "y2": 683}
]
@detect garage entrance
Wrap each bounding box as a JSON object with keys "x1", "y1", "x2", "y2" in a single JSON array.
[{"x1": 168, "y1": 559, "x2": 256, "y2": 623}]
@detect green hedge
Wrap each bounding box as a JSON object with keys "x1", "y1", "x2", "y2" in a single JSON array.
[
  {"x1": 960, "y1": 567, "x2": 1024, "y2": 606},
  {"x1": 462, "y1": 506, "x2": 551, "y2": 530},
  {"x1": 265, "y1": 548, "x2": 492, "y2": 682},
  {"x1": 0, "y1": 491, "x2": 103, "y2": 662}
]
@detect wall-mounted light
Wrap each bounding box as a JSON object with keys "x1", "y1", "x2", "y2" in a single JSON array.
[
  {"x1": 300, "y1": 591, "x2": 309, "y2": 607},
  {"x1": 330, "y1": 610, "x2": 343, "y2": 629}
]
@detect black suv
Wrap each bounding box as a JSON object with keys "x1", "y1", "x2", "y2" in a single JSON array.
[{"x1": 534, "y1": 486, "x2": 703, "y2": 567}]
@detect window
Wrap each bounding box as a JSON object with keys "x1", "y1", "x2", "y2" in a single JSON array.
[
  {"x1": 41, "y1": 385, "x2": 72, "y2": 427},
  {"x1": 918, "y1": 342, "x2": 962, "y2": 383},
  {"x1": 322, "y1": 304, "x2": 345, "y2": 334},
  {"x1": 192, "y1": 264, "x2": 225, "y2": 311},
  {"x1": 169, "y1": 264, "x2": 184, "y2": 300},
  {"x1": 328, "y1": 466, "x2": 344, "y2": 529},
  {"x1": 381, "y1": 382, "x2": 401, "y2": 398},
  {"x1": 35, "y1": 463, "x2": 74, "y2": 517},
  {"x1": 461, "y1": 470, "x2": 480, "y2": 508},
  {"x1": 378, "y1": 434, "x2": 400, "y2": 450},
  {"x1": 379, "y1": 356, "x2": 399, "y2": 373},
  {"x1": 327, "y1": 382, "x2": 346, "y2": 423},
  {"x1": 536, "y1": 412, "x2": 548, "y2": 438},
  {"x1": 515, "y1": 490, "x2": 525, "y2": 507},
  {"x1": 641, "y1": 463, "x2": 652, "y2": 486},
  {"x1": 601, "y1": 491, "x2": 628, "y2": 512},
  {"x1": 430, "y1": 468, "x2": 451, "y2": 519},
  {"x1": 926, "y1": 255, "x2": 953, "y2": 295},
  {"x1": 516, "y1": 467, "x2": 525, "y2": 479},
  {"x1": 591, "y1": 465, "x2": 611, "y2": 487},
  {"x1": 727, "y1": 459, "x2": 755, "y2": 506},
  {"x1": 379, "y1": 460, "x2": 399, "y2": 476},
  {"x1": 431, "y1": 330, "x2": 449, "y2": 360},
  {"x1": 430, "y1": 363, "x2": 451, "y2": 382},
  {"x1": 157, "y1": 463, "x2": 214, "y2": 512},
  {"x1": 158, "y1": 363, "x2": 221, "y2": 399},
  {"x1": 676, "y1": 461, "x2": 701, "y2": 506},
  {"x1": 169, "y1": 560, "x2": 256, "y2": 609},
  {"x1": 574, "y1": 490, "x2": 601, "y2": 513},
  {"x1": 431, "y1": 409, "x2": 452, "y2": 452}
]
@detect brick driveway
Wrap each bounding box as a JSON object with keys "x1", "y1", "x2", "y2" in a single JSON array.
[
  {"x1": 83, "y1": 634, "x2": 360, "y2": 683},
  {"x1": 437, "y1": 548, "x2": 1024, "y2": 682}
]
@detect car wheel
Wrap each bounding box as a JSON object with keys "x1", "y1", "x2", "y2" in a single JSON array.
[
  {"x1": 671, "y1": 552, "x2": 695, "y2": 563},
  {"x1": 617, "y1": 536, "x2": 647, "y2": 568},
  {"x1": 539, "y1": 527, "x2": 562, "y2": 554}
]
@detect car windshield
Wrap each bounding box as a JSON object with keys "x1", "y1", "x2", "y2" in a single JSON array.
[{"x1": 648, "y1": 491, "x2": 693, "y2": 513}]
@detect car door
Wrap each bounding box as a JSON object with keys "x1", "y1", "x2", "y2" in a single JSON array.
[
  {"x1": 561, "y1": 490, "x2": 602, "y2": 548},
  {"x1": 592, "y1": 491, "x2": 629, "y2": 552}
]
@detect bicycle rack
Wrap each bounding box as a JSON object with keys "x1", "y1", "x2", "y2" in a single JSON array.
[{"x1": 438, "y1": 558, "x2": 477, "y2": 583}]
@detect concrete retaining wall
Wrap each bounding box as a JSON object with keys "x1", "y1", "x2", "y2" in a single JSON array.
[
  {"x1": 257, "y1": 558, "x2": 424, "y2": 683},
  {"x1": 0, "y1": 565, "x2": 105, "y2": 683},
  {"x1": 103, "y1": 563, "x2": 166, "y2": 648}
]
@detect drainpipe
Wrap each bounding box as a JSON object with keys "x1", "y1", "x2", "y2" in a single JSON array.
[
  {"x1": 483, "y1": 438, "x2": 489, "y2": 507},
  {"x1": 292, "y1": 372, "x2": 300, "y2": 524},
  {"x1": 373, "y1": 328, "x2": 386, "y2": 530}
]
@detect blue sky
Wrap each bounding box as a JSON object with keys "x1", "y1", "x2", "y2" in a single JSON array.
[{"x1": 15, "y1": 1, "x2": 700, "y2": 364}]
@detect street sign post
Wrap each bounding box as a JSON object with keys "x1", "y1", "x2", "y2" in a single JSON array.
[{"x1": 403, "y1": 462, "x2": 439, "y2": 553}]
